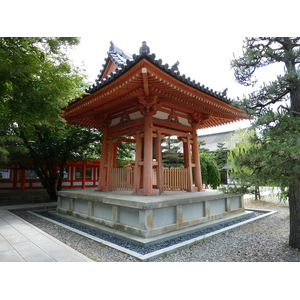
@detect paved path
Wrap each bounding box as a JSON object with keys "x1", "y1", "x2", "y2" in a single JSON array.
[{"x1": 0, "y1": 204, "x2": 92, "y2": 262}]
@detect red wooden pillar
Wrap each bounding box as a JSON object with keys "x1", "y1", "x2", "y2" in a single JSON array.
[
  {"x1": 185, "y1": 136, "x2": 194, "y2": 191},
  {"x1": 110, "y1": 139, "x2": 118, "y2": 168},
  {"x1": 98, "y1": 127, "x2": 109, "y2": 191},
  {"x1": 70, "y1": 167, "x2": 74, "y2": 187},
  {"x1": 21, "y1": 169, "x2": 26, "y2": 191},
  {"x1": 93, "y1": 166, "x2": 98, "y2": 186},
  {"x1": 191, "y1": 126, "x2": 202, "y2": 191},
  {"x1": 156, "y1": 132, "x2": 163, "y2": 194},
  {"x1": 133, "y1": 133, "x2": 142, "y2": 193},
  {"x1": 182, "y1": 137, "x2": 189, "y2": 168},
  {"x1": 82, "y1": 164, "x2": 86, "y2": 189},
  {"x1": 12, "y1": 164, "x2": 18, "y2": 189},
  {"x1": 142, "y1": 114, "x2": 153, "y2": 194}
]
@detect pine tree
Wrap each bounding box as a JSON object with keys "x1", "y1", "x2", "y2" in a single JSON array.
[{"x1": 231, "y1": 37, "x2": 300, "y2": 249}]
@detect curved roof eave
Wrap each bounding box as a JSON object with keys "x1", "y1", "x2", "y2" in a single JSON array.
[{"x1": 68, "y1": 48, "x2": 235, "y2": 109}]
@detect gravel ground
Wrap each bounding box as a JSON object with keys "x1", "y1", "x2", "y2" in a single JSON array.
[{"x1": 11, "y1": 198, "x2": 300, "y2": 262}]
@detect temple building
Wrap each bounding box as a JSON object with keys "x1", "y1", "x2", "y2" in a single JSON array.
[
  {"x1": 63, "y1": 41, "x2": 248, "y2": 195},
  {"x1": 57, "y1": 42, "x2": 249, "y2": 241}
]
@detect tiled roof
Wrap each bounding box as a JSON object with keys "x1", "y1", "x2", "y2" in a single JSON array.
[
  {"x1": 73, "y1": 41, "x2": 233, "y2": 106},
  {"x1": 95, "y1": 41, "x2": 133, "y2": 81},
  {"x1": 198, "y1": 130, "x2": 236, "y2": 152}
]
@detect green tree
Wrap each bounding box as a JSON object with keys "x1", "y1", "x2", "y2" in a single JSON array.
[
  {"x1": 198, "y1": 140, "x2": 221, "y2": 188},
  {"x1": 0, "y1": 37, "x2": 96, "y2": 201},
  {"x1": 215, "y1": 142, "x2": 228, "y2": 169},
  {"x1": 162, "y1": 136, "x2": 184, "y2": 167},
  {"x1": 0, "y1": 37, "x2": 84, "y2": 127},
  {"x1": 162, "y1": 155, "x2": 184, "y2": 168},
  {"x1": 231, "y1": 37, "x2": 300, "y2": 249},
  {"x1": 17, "y1": 121, "x2": 101, "y2": 200},
  {"x1": 117, "y1": 141, "x2": 135, "y2": 167},
  {"x1": 227, "y1": 129, "x2": 262, "y2": 199},
  {"x1": 198, "y1": 140, "x2": 210, "y2": 153},
  {"x1": 200, "y1": 152, "x2": 221, "y2": 189},
  {"x1": 162, "y1": 136, "x2": 181, "y2": 153}
]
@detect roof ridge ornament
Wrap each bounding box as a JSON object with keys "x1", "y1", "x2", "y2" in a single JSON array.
[
  {"x1": 171, "y1": 61, "x2": 179, "y2": 72},
  {"x1": 139, "y1": 41, "x2": 150, "y2": 54}
]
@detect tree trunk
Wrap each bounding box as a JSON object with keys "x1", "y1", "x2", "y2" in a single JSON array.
[
  {"x1": 42, "y1": 177, "x2": 58, "y2": 201},
  {"x1": 33, "y1": 166, "x2": 58, "y2": 202},
  {"x1": 288, "y1": 182, "x2": 300, "y2": 249},
  {"x1": 285, "y1": 54, "x2": 300, "y2": 249},
  {"x1": 56, "y1": 161, "x2": 67, "y2": 191}
]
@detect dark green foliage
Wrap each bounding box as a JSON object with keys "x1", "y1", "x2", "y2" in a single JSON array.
[
  {"x1": 214, "y1": 142, "x2": 228, "y2": 169},
  {"x1": 0, "y1": 37, "x2": 84, "y2": 127},
  {"x1": 0, "y1": 135, "x2": 28, "y2": 164},
  {"x1": 226, "y1": 129, "x2": 262, "y2": 199},
  {"x1": 17, "y1": 121, "x2": 101, "y2": 200},
  {"x1": 0, "y1": 37, "x2": 94, "y2": 201},
  {"x1": 231, "y1": 37, "x2": 300, "y2": 249},
  {"x1": 198, "y1": 140, "x2": 210, "y2": 153},
  {"x1": 162, "y1": 155, "x2": 184, "y2": 168},
  {"x1": 117, "y1": 141, "x2": 135, "y2": 167},
  {"x1": 162, "y1": 137, "x2": 181, "y2": 153},
  {"x1": 200, "y1": 152, "x2": 221, "y2": 189}
]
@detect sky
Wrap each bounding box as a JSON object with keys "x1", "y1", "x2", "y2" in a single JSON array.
[{"x1": 4, "y1": 0, "x2": 297, "y2": 137}]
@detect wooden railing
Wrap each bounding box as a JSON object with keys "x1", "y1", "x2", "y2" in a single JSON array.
[
  {"x1": 109, "y1": 167, "x2": 190, "y2": 191},
  {"x1": 109, "y1": 168, "x2": 134, "y2": 191},
  {"x1": 163, "y1": 168, "x2": 190, "y2": 191}
]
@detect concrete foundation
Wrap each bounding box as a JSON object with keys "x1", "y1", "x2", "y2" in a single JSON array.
[{"x1": 57, "y1": 189, "x2": 244, "y2": 239}]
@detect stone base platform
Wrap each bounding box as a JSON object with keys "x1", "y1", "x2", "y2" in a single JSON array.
[{"x1": 57, "y1": 189, "x2": 244, "y2": 240}]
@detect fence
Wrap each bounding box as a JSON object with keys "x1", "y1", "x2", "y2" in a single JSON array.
[
  {"x1": 1, "y1": 164, "x2": 191, "y2": 192},
  {"x1": 0, "y1": 160, "x2": 100, "y2": 190},
  {"x1": 109, "y1": 168, "x2": 134, "y2": 191},
  {"x1": 163, "y1": 167, "x2": 190, "y2": 191}
]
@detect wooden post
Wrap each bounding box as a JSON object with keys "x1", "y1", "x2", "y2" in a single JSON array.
[
  {"x1": 70, "y1": 167, "x2": 74, "y2": 187},
  {"x1": 133, "y1": 133, "x2": 142, "y2": 193},
  {"x1": 142, "y1": 114, "x2": 153, "y2": 194},
  {"x1": 111, "y1": 141, "x2": 118, "y2": 169},
  {"x1": 106, "y1": 138, "x2": 114, "y2": 190},
  {"x1": 182, "y1": 137, "x2": 189, "y2": 168},
  {"x1": 82, "y1": 164, "x2": 86, "y2": 189},
  {"x1": 156, "y1": 131, "x2": 163, "y2": 194},
  {"x1": 192, "y1": 126, "x2": 202, "y2": 191},
  {"x1": 21, "y1": 169, "x2": 26, "y2": 191},
  {"x1": 12, "y1": 164, "x2": 18, "y2": 189},
  {"x1": 185, "y1": 136, "x2": 193, "y2": 191},
  {"x1": 93, "y1": 166, "x2": 98, "y2": 186},
  {"x1": 98, "y1": 127, "x2": 109, "y2": 191}
]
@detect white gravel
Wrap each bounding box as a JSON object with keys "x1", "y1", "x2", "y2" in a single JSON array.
[{"x1": 12, "y1": 198, "x2": 300, "y2": 262}]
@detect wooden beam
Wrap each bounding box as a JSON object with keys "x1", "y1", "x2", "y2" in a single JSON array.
[
  {"x1": 118, "y1": 137, "x2": 136, "y2": 143},
  {"x1": 142, "y1": 68, "x2": 150, "y2": 96}
]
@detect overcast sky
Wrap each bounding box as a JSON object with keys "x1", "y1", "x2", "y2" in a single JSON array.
[{"x1": 3, "y1": 1, "x2": 296, "y2": 136}]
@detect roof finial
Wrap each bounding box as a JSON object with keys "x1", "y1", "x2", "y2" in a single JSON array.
[
  {"x1": 139, "y1": 41, "x2": 150, "y2": 54},
  {"x1": 221, "y1": 88, "x2": 228, "y2": 97},
  {"x1": 109, "y1": 41, "x2": 115, "y2": 53},
  {"x1": 171, "y1": 61, "x2": 180, "y2": 72}
]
